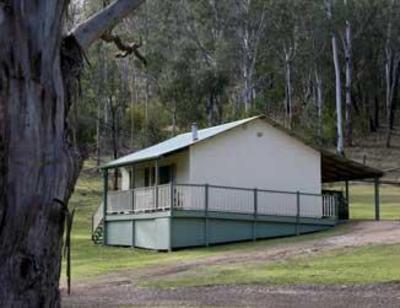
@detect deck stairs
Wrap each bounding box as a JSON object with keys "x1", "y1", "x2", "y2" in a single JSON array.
[
  {"x1": 91, "y1": 203, "x2": 104, "y2": 245},
  {"x1": 92, "y1": 218, "x2": 104, "y2": 244}
]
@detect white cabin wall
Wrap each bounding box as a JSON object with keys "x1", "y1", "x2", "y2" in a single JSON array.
[
  {"x1": 189, "y1": 119, "x2": 321, "y2": 192},
  {"x1": 120, "y1": 167, "x2": 130, "y2": 190},
  {"x1": 172, "y1": 150, "x2": 190, "y2": 183},
  {"x1": 189, "y1": 119, "x2": 322, "y2": 216}
]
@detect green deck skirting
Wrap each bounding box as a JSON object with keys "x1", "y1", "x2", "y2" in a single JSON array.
[{"x1": 104, "y1": 210, "x2": 336, "y2": 250}]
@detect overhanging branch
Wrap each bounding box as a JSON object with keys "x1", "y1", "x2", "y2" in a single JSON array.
[
  {"x1": 70, "y1": 0, "x2": 145, "y2": 51},
  {"x1": 101, "y1": 31, "x2": 147, "y2": 64}
]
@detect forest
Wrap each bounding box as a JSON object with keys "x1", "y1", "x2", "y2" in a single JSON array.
[{"x1": 71, "y1": 0, "x2": 400, "y2": 162}]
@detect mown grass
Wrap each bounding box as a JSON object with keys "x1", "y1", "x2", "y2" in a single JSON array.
[
  {"x1": 63, "y1": 165, "x2": 400, "y2": 287},
  {"x1": 141, "y1": 244, "x2": 400, "y2": 288},
  {"x1": 349, "y1": 184, "x2": 400, "y2": 220}
]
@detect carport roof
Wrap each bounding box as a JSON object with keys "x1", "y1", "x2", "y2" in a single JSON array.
[{"x1": 321, "y1": 150, "x2": 383, "y2": 183}]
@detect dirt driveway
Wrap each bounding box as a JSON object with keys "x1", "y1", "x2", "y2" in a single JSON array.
[{"x1": 62, "y1": 221, "x2": 400, "y2": 307}]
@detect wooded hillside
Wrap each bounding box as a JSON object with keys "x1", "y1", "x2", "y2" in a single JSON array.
[{"x1": 71, "y1": 0, "x2": 400, "y2": 161}]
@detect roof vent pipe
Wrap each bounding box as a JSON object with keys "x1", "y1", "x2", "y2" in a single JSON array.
[{"x1": 191, "y1": 123, "x2": 198, "y2": 141}]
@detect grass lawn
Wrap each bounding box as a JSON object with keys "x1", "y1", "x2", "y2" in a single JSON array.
[
  {"x1": 349, "y1": 184, "x2": 400, "y2": 220},
  {"x1": 63, "y1": 166, "x2": 400, "y2": 287},
  {"x1": 142, "y1": 243, "x2": 400, "y2": 288}
]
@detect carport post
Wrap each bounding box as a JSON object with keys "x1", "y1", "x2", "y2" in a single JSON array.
[
  {"x1": 345, "y1": 180, "x2": 349, "y2": 203},
  {"x1": 374, "y1": 177, "x2": 380, "y2": 221},
  {"x1": 102, "y1": 169, "x2": 108, "y2": 245}
]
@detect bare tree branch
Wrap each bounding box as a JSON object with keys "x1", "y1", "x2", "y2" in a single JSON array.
[
  {"x1": 71, "y1": 0, "x2": 146, "y2": 51},
  {"x1": 101, "y1": 31, "x2": 147, "y2": 64}
]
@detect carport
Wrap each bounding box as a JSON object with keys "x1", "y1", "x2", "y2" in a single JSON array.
[{"x1": 321, "y1": 150, "x2": 384, "y2": 220}]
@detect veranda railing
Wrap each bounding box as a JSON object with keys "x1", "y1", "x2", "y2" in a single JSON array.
[{"x1": 103, "y1": 183, "x2": 338, "y2": 219}]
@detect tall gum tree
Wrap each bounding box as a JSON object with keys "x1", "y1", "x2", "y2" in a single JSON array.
[
  {"x1": 0, "y1": 0, "x2": 144, "y2": 306},
  {"x1": 325, "y1": 0, "x2": 344, "y2": 155}
]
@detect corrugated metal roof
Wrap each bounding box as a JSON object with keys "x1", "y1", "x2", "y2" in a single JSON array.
[{"x1": 102, "y1": 116, "x2": 261, "y2": 169}]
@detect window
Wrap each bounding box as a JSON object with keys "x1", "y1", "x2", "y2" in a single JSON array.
[
  {"x1": 144, "y1": 167, "x2": 155, "y2": 187},
  {"x1": 159, "y1": 166, "x2": 172, "y2": 185},
  {"x1": 144, "y1": 165, "x2": 174, "y2": 186}
]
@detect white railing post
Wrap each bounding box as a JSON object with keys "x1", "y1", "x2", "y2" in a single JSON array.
[
  {"x1": 130, "y1": 188, "x2": 135, "y2": 213},
  {"x1": 170, "y1": 182, "x2": 174, "y2": 210}
]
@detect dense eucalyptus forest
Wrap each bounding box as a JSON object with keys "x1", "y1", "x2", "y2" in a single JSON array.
[{"x1": 73, "y1": 0, "x2": 400, "y2": 160}]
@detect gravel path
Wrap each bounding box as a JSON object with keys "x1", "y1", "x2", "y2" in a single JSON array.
[
  {"x1": 64, "y1": 283, "x2": 400, "y2": 307},
  {"x1": 62, "y1": 221, "x2": 400, "y2": 307}
]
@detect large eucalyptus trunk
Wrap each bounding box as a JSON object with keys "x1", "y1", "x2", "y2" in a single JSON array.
[
  {"x1": 0, "y1": 0, "x2": 145, "y2": 305},
  {"x1": 0, "y1": 1, "x2": 82, "y2": 305}
]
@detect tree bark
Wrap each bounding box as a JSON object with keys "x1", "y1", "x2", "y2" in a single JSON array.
[
  {"x1": 284, "y1": 53, "x2": 293, "y2": 129},
  {"x1": 344, "y1": 7, "x2": 352, "y2": 146},
  {"x1": 109, "y1": 96, "x2": 120, "y2": 190},
  {"x1": 326, "y1": 0, "x2": 344, "y2": 155},
  {"x1": 241, "y1": 17, "x2": 252, "y2": 112},
  {"x1": 384, "y1": 20, "x2": 400, "y2": 148},
  {"x1": 332, "y1": 35, "x2": 344, "y2": 155},
  {"x1": 314, "y1": 68, "x2": 323, "y2": 139},
  {"x1": 0, "y1": 0, "x2": 145, "y2": 305},
  {"x1": 374, "y1": 95, "x2": 380, "y2": 131},
  {"x1": 96, "y1": 97, "x2": 102, "y2": 166},
  {"x1": 0, "y1": 2, "x2": 82, "y2": 305},
  {"x1": 71, "y1": 0, "x2": 146, "y2": 50}
]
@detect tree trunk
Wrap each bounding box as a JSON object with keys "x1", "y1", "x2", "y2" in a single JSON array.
[
  {"x1": 109, "y1": 98, "x2": 120, "y2": 190},
  {"x1": 332, "y1": 35, "x2": 344, "y2": 155},
  {"x1": 314, "y1": 69, "x2": 323, "y2": 139},
  {"x1": 130, "y1": 64, "x2": 138, "y2": 148},
  {"x1": 96, "y1": 98, "x2": 102, "y2": 167},
  {"x1": 243, "y1": 66, "x2": 253, "y2": 112},
  {"x1": 374, "y1": 95, "x2": 380, "y2": 131},
  {"x1": 206, "y1": 96, "x2": 214, "y2": 126},
  {"x1": 385, "y1": 59, "x2": 400, "y2": 147},
  {"x1": 325, "y1": 0, "x2": 344, "y2": 155},
  {"x1": 172, "y1": 102, "x2": 177, "y2": 137},
  {"x1": 344, "y1": 14, "x2": 352, "y2": 146},
  {"x1": 384, "y1": 51, "x2": 400, "y2": 147},
  {"x1": 284, "y1": 54, "x2": 293, "y2": 129},
  {"x1": 96, "y1": 47, "x2": 105, "y2": 167},
  {"x1": 241, "y1": 25, "x2": 253, "y2": 112},
  {"x1": 0, "y1": 2, "x2": 82, "y2": 305},
  {"x1": 0, "y1": 0, "x2": 145, "y2": 305}
]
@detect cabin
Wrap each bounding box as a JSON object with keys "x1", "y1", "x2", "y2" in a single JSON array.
[{"x1": 92, "y1": 115, "x2": 383, "y2": 250}]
